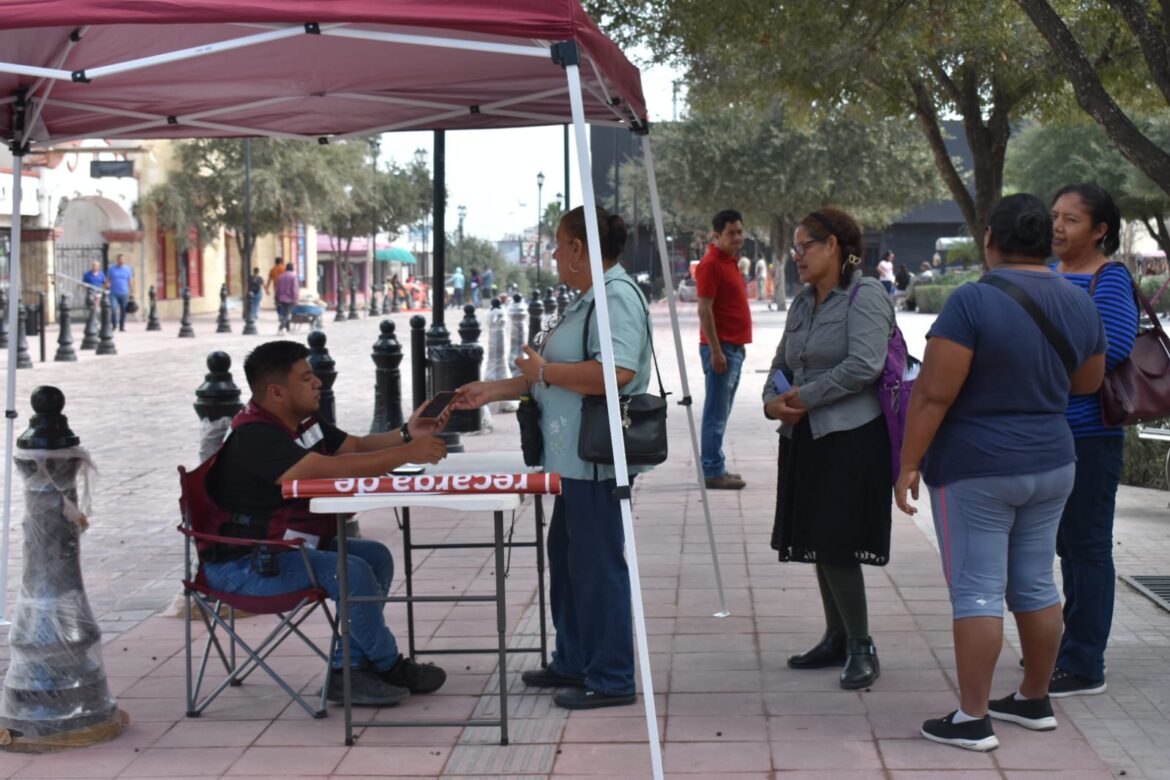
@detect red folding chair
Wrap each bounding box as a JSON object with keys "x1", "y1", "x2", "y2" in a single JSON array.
[{"x1": 178, "y1": 460, "x2": 338, "y2": 719}]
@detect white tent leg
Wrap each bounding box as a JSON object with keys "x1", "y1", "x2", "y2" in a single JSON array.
[
  {"x1": 0, "y1": 149, "x2": 25, "y2": 625},
  {"x1": 640, "y1": 136, "x2": 729, "y2": 617},
  {"x1": 566, "y1": 64, "x2": 663, "y2": 780}
]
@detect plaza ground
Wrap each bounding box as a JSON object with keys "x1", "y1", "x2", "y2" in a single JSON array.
[{"x1": 0, "y1": 297, "x2": 1167, "y2": 778}]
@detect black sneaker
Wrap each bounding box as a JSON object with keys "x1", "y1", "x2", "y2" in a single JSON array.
[
  {"x1": 1049, "y1": 666, "x2": 1106, "y2": 698},
  {"x1": 378, "y1": 655, "x2": 447, "y2": 694},
  {"x1": 553, "y1": 688, "x2": 637, "y2": 710},
  {"x1": 921, "y1": 711, "x2": 999, "y2": 752},
  {"x1": 521, "y1": 667, "x2": 586, "y2": 688},
  {"x1": 988, "y1": 693, "x2": 1057, "y2": 730},
  {"x1": 325, "y1": 667, "x2": 410, "y2": 707}
]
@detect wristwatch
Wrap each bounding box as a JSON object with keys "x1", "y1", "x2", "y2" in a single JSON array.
[
  {"x1": 538, "y1": 364, "x2": 550, "y2": 388},
  {"x1": 400, "y1": 423, "x2": 413, "y2": 444}
]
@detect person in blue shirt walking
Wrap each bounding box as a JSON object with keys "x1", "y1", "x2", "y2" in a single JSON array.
[
  {"x1": 107, "y1": 254, "x2": 134, "y2": 331},
  {"x1": 82, "y1": 260, "x2": 106, "y2": 290}
]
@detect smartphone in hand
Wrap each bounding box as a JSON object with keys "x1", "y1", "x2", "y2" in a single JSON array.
[
  {"x1": 418, "y1": 390, "x2": 457, "y2": 421},
  {"x1": 772, "y1": 371, "x2": 792, "y2": 395}
]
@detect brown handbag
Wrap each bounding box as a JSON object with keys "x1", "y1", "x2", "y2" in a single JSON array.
[{"x1": 1092, "y1": 265, "x2": 1170, "y2": 427}]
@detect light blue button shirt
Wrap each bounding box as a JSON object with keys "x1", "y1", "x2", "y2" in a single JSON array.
[{"x1": 532, "y1": 265, "x2": 654, "y2": 481}]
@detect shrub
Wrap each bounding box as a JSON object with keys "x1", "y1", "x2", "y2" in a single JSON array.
[
  {"x1": 1121, "y1": 426, "x2": 1170, "y2": 489},
  {"x1": 914, "y1": 285, "x2": 955, "y2": 313},
  {"x1": 1137, "y1": 275, "x2": 1170, "y2": 316}
]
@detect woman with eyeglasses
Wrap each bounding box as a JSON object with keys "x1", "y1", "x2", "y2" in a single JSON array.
[
  {"x1": 763, "y1": 207, "x2": 895, "y2": 690},
  {"x1": 451, "y1": 206, "x2": 654, "y2": 711}
]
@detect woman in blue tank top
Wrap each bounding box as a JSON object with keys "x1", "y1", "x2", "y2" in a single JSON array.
[{"x1": 1050, "y1": 183, "x2": 1138, "y2": 698}]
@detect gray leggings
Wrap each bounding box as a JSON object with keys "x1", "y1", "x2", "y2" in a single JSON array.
[{"x1": 927, "y1": 464, "x2": 1075, "y2": 619}]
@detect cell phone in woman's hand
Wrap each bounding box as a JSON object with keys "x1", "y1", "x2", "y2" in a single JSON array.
[
  {"x1": 773, "y1": 371, "x2": 792, "y2": 395},
  {"x1": 418, "y1": 391, "x2": 457, "y2": 420}
]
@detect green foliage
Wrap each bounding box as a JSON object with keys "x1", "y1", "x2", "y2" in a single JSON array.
[
  {"x1": 1122, "y1": 427, "x2": 1170, "y2": 489},
  {"x1": 443, "y1": 234, "x2": 530, "y2": 293},
  {"x1": 942, "y1": 240, "x2": 980, "y2": 270},
  {"x1": 1138, "y1": 275, "x2": 1170, "y2": 315},
  {"x1": 912, "y1": 285, "x2": 955, "y2": 314}
]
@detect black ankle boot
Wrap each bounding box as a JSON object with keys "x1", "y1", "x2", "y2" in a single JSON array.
[
  {"x1": 840, "y1": 637, "x2": 879, "y2": 689},
  {"x1": 787, "y1": 629, "x2": 847, "y2": 669}
]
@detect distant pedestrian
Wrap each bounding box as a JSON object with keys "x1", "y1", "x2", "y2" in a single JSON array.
[
  {"x1": 894, "y1": 263, "x2": 911, "y2": 291},
  {"x1": 470, "y1": 268, "x2": 482, "y2": 308},
  {"x1": 248, "y1": 267, "x2": 264, "y2": 319},
  {"x1": 738, "y1": 254, "x2": 752, "y2": 291},
  {"x1": 82, "y1": 260, "x2": 106, "y2": 290},
  {"x1": 450, "y1": 267, "x2": 465, "y2": 308},
  {"x1": 107, "y1": 254, "x2": 133, "y2": 331},
  {"x1": 697, "y1": 209, "x2": 751, "y2": 490},
  {"x1": 878, "y1": 251, "x2": 895, "y2": 294},
  {"x1": 275, "y1": 262, "x2": 299, "y2": 333},
  {"x1": 755, "y1": 256, "x2": 767, "y2": 300},
  {"x1": 265, "y1": 257, "x2": 285, "y2": 302},
  {"x1": 482, "y1": 266, "x2": 495, "y2": 305}
]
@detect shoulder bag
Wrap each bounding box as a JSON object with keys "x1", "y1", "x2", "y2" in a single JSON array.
[{"x1": 577, "y1": 279, "x2": 669, "y2": 466}]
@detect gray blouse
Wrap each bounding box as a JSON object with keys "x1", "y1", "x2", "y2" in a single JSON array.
[{"x1": 762, "y1": 274, "x2": 895, "y2": 439}]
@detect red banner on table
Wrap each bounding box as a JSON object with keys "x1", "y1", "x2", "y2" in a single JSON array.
[{"x1": 282, "y1": 472, "x2": 561, "y2": 500}]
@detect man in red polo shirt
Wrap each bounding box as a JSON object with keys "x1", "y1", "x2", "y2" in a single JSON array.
[{"x1": 695, "y1": 209, "x2": 751, "y2": 490}]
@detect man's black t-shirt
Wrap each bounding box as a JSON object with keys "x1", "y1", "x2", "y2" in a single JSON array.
[
  {"x1": 248, "y1": 275, "x2": 264, "y2": 295},
  {"x1": 208, "y1": 419, "x2": 348, "y2": 515}
]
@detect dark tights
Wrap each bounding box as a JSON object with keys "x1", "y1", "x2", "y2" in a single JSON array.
[{"x1": 815, "y1": 562, "x2": 869, "y2": 639}]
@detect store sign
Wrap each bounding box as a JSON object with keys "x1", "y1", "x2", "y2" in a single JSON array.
[{"x1": 0, "y1": 173, "x2": 40, "y2": 217}]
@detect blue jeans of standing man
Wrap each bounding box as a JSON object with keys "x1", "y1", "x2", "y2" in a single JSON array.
[
  {"x1": 699, "y1": 342, "x2": 746, "y2": 478},
  {"x1": 249, "y1": 291, "x2": 262, "y2": 320},
  {"x1": 1057, "y1": 436, "x2": 1124, "y2": 681},
  {"x1": 203, "y1": 537, "x2": 400, "y2": 671},
  {"x1": 111, "y1": 292, "x2": 129, "y2": 330},
  {"x1": 547, "y1": 477, "x2": 635, "y2": 696}
]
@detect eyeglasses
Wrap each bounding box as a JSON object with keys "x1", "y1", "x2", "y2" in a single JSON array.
[{"x1": 790, "y1": 239, "x2": 824, "y2": 259}]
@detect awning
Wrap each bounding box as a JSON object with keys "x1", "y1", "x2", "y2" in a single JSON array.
[{"x1": 375, "y1": 247, "x2": 416, "y2": 264}]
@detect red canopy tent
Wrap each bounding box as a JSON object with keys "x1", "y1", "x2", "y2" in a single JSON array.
[{"x1": 0, "y1": 6, "x2": 732, "y2": 775}]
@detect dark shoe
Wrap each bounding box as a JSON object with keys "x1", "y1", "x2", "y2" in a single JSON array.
[
  {"x1": 705, "y1": 473, "x2": 746, "y2": 490},
  {"x1": 787, "y1": 629, "x2": 847, "y2": 669},
  {"x1": 521, "y1": 667, "x2": 586, "y2": 689},
  {"x1": 921, "y1": 711, "x2": 999, "y2": 752},
  {"x1": 325, "y1": 666, "x2": 410, "y2": 707},
  {"x1": 988, "y1": 693, "x2": 1057, "y2": 730},
  {"x1": 1048, "y1": 666, "x2": 1106, "y2": 698},
  {"x1": 378, "y1": 654, "x2": 446, "y2": 694},
  {"x1": 839, "y1": 637, "x2": 879, "y2": 689},
  {"x1": 554, "y1": 688, "x2": 637, "y2": 710}
]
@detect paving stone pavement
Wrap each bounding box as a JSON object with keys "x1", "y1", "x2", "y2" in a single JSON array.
[{"x1": 0, "y1": 300, "x2": 1165, "y2": 778}]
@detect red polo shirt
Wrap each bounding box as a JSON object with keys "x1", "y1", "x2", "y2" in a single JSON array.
[{"x1": 694, "y1": 244, "x2": 752, "y2": 346}]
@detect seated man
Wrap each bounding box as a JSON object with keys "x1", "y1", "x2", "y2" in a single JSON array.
[{"x1": 205, "y1": 340, "x2": 449, "y2": 706}]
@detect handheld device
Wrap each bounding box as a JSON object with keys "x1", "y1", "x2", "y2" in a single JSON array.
[
  {"x1": 418, "y1": 390, "x2": 457, "y2": 420},
  {"x1": 772, "y1": 371, "x2": 792, "y2": 395}
]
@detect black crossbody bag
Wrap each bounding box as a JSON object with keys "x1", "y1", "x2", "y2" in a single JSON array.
[{"x1": 578, "y1": 279, "x2": 669, "y2": 466}]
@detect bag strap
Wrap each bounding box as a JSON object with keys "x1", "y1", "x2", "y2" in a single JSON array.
[
  {"x1": 979, "y1": 274, "x2": 1078, "y2": 375},
  {"x1": 582, "y1": 278, "x2": 667, "y2": 398}
]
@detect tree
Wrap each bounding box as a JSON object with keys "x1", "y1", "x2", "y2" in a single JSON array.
[
  {"x1": 1013, "y1": 0, "x2": 1170, "y2": 199},
  {"x1": 615, "y1": 103, "x2": 944, "y2": 307},
  {"x1": 443, "y1": 234, "x2": 530, "y2": 292},
  {"x1": 588, "y1": 0, "x2": 1118, "y2": 263},
  {"x1": 1006, "y1": 117, "x2": 1170, "y2": 255}
]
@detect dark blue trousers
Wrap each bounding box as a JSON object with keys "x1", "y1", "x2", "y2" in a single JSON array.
[
  {"x1": 1057, "y1": 435, "x2": 1124, "y2": 681},
  {"x1": 547, "y1": 476, "x2": 635, "y2": 695}
]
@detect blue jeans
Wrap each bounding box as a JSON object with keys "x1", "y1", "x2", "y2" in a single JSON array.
[
  {"x1": 276, "y1": 301, "x2": 292, "y2": 330},
  {"x1": 547, "y1": 477, "x2": 635, "y2": 695},
  {"x1": 249, "y1": 291, "x2": 262, "y2": 319},
  {"x1": 1057, "y1": 436, "x2": 1123, "y2": 681},
  {"x1": 699, "y1": 342, "x2": 746, "y2": 478},
  {"x1": 203, "y1": 537, "x2": 399, "y2": 671},
  {"x1": 111, "y1": 292, "x2": 129, "y2": 329}
]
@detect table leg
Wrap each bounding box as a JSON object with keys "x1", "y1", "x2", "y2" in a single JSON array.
[
  {"x1": 337, "y1": 522, "x2": 354, "y2": 746},
  {"x1": 403, "y1": 507, "x2": 416, "y2": 659},
  {"x1": 494, "y1": 509, "x2": 510, "y2": 746},
  {"x1": 535, "y1": 495, "x2": 548, "y2": 668}
]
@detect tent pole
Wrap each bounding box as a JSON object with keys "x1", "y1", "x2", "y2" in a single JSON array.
[
  {"x1": 1, "y1": 148, "x2": 25, "y2": 625},
  {"x1": 566, "y1": 62, "x2": 663, "y2": 780},
  {"x1": 640, "y1": 135, "x2": 729, "y2": 617}
]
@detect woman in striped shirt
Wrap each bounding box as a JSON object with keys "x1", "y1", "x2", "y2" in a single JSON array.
[{"x1": 1050, "y1": 183, "x2": 1138, "y2": 697}]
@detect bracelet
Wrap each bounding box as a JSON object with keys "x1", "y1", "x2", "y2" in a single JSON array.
[
  {"x1": 538, "y1": 364, "x2": 550, "y2": 388},
  {"x1": 400, "y1": 423, "x2": 413, "y2": 444}
]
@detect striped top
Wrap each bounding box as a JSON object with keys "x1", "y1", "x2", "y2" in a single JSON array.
[{"x1": 1062, "y1": 263, "x2": 1139, "y2": 438}]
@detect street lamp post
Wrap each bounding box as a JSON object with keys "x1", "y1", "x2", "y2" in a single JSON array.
[
  {"x1": 536, "y1": 171, "x2": 545, "y2": 285},
  {"x1": 414, "y1": 147, "x2": 429, "y2": 278},
  {"x1": 457, "y1": 204, "x2": 467, "y2": 269}
]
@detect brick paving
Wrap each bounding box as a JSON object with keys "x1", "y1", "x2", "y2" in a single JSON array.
[{"x1": 0, "y1": 299, "x2": 1164, "y2": 778}]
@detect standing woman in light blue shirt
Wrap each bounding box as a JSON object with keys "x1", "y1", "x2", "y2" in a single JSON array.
[{"x1": 452, "y1": 206, "x2": 654, "y2": 711}]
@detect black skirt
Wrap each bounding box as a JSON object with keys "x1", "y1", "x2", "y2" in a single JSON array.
[{"x1": 771, "y1": 415, "x2": 892, "y2": 566}]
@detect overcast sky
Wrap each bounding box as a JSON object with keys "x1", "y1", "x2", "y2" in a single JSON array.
[{"x1": 377, "y1": 54, "x2": 681, "y2": 244}]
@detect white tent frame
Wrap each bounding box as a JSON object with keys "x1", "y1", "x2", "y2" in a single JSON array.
[{"x1": 0, "y1": 24, "x2": 735, "y2": 779}]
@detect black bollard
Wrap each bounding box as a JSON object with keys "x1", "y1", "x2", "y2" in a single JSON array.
[
  {"x1": 543, "y1": 286, "x2": 556, "y2": 326},
  {"x1": 509, "y1": 293, "x2": 526, "y2": 377},
  {"x1": 527, "y1": 290, "x2": 544, "y2": 348},
  {"x1": 459, "y1": 303, "x2": 481, "y2": 344},
  {"x1": 0, "y1": 386, "x2": 124, "y2": 751},
  {"x1": 15, "y1": 303, "x2": 32, "y2": 369},
  {"x1": 178, "y1": 286, "x2": 195, "y2": 338},
  {"x1": 146, "y1": 286, "x2": 161, "y2": 331},
  {"x1": 215, "y1": 284, "x2": 232, "y2": 334},
  {"x1": 430, "y1": 305, "x2": 482, "y2": 437},
  {"x1": 409, "y1": 314, "x2": 427, "y2": 412},
  {"x1": 80, "y1": 289, "x2": 99, "y2": 349},
  {"x1": 0, "y1": 289, "x2": 8, "y2": 349},
  {"x1": 96, "y1": 292, "x2": 117, "y2": 356},
  {"x1": 306, "y1": 330, "x2": 337, "y2": 425},
  {"x1": 382, "y1": 284, "x2": 392, "y2": 315},
  {"x1": 348, "y1": 275, "x2": 359, "y2": 320},
  {"x1": 193, "y1": 351, "x2": 244, "y2": 463},
  {"x1": 242, "y1": 288, "x2": 259, "y2": 336},
  {"x1": 54, "y1": 293, "x2": 77, "y2": 362},
  {"x1": 370, "y1": 320, "x2": 404, "y2": 434},
  {"x1": 368, "y1": 286, "x2": 379, "y2": 317},
  {"x1": 557, "y1": 284, "x2": 569, "y2": 319},
  {"x1": 334, "y1": 280, "x2": 347, "y2": 323}
]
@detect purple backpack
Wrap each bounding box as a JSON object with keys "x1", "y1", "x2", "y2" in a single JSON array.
[{"x1": 850, "y1": 284, "x2": 917, "y2": 484}]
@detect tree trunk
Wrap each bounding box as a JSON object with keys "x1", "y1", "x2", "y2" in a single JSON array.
[
  {"x1": 770, "y1": 214, "x2": 792, "y2": 311},
  {"x1": 1142, "y1": 213, "x2": 1170, "y2": 257},
  {"x1": 1015, "y1": 0, "x2": 1170, "y2": 199}
]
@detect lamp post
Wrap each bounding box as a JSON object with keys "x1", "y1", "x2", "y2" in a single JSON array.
[
  {"x1": 536, "y1": 171, "x2": 545, "y2": 285},
  {"x1": 457, "y1": 204, "x2": 467, "y2": 269},
  {"x1": 414, "y1": 147, "x2": 429, "y2": 278}
]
